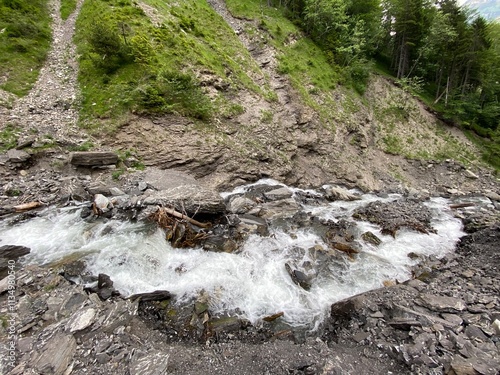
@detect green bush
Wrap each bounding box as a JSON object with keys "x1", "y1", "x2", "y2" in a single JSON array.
[{"x1": 135, "y1": 70, "x2": 213, "y2": 120}]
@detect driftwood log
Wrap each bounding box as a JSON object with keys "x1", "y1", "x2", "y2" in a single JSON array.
[{"x1": 70, "y1": 152, "x2": 118, "y2": 166}]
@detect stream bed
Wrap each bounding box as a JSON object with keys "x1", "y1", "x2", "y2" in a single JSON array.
[{"x1": 0, "y1": 180, "x2": 464, "y2": 330}]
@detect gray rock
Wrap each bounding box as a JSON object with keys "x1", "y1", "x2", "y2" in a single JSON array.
[
  {"x1": 264, "y1": 187, "x2": 293, "y2": 201},
  {"x1": 66, "y1": 307, "x2": 97, "y2": 332},
  {"x1": 259, "y1": 198, "x2": 300, "y2": 219},
  {"x1": 227, "y1": 196, "x2": 256, "y2": 214},
  {"x1": 6, "y1": 149, "x2": 31, "y2": 163},
  {"x1": 237, "y1": 214, "x2": 269, "y2": 237},
  {"x1": 70, "y1": 151, "x2": 118, "y2": 166},
  {"x1": 323, "y1": 185, "x2": 360, "y2": 201},
  {"x1": 418, "y1": 293, "x2": 466, "y2": 313},
  {"x1": 109, "y1": 187, "x2": 126, "y2": 196},
  {"x1": 361, "y1": 231, "x2": 382, "y2": 246},
  {"x1": 465, "y1": 170, "x2": 479, "y2": 179},
  {"x1": 33, "y1": 333, "x2": 76, "y2": 375},
  {"x1": 141, "y1": 169, "x2": 225, "y2": 215},
  {"x1": 129, "y1": 351, "x2": 169, "y2": 375},
  {"x1": 441, "y1": 313, "x2": 463, "y2": 327}
]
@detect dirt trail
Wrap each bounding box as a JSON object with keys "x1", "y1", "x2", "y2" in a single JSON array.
[{"x1": 0, "y1": 0, "x2": 87, "y2": 146}]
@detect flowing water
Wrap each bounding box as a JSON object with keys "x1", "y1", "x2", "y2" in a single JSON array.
[{"x1": 0, "y1": 180, "x2": 464, "y2": 330}]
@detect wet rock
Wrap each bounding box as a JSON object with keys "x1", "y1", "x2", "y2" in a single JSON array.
[
  {"x1": 203, "y1": 235, "x2": 238, "y2": 253},
  {"x1": 264, "y1": 186, "x2": 293, "y2": 201},
  {"x1": 227, "y1": 195, "x2": 256, "y2": 214},
  {"x1": 259, "y1": 198, "x2": 300, "y2": 219},
  {"x1": 417, "y1": 293, "x2": 466, "y2": 313},
  {"x1": 361, "y1": 231, "x2": 382, "y2": 246},
  {"x1": 285, "y1": 263, "x2": 312, "y2": 290},
  {"x1": 323, "y1": 185, "x2": 360, "y2": 201},
  {"x1": 353, "y1": 199, "x2": 435, "y2": 236},
  {"x1": 237, "y1": 214, "x2": 269, "y2": 237},
  {"x1": 129, "y1": 290, "x2": 172, "y2": 302}
]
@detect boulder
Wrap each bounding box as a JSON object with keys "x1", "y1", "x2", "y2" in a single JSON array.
[
  {"x1": 141, "y1": 169, "x2": 225, "y2": 215},
  {"x1": 323, "y1": 185, "x2": 360, "y2": 201},
  {"x1": 6, "y1": 149, "x2": 31, "y2": 163},
  {"x1": 227, "y1": 196, "x2": 256, "y2": 214},
  {"x1": 0, "y1": 245, "x2": 30, "y2": 278},
  {"x1": 70, "y1": 151, "x2": 118, "y2": 166},
  {"x1": 264, "y1": 187, "x2": 293, "y2": 201},
  {"x1": 33, "y1": 333, "x2": 76, "y2": 375}
]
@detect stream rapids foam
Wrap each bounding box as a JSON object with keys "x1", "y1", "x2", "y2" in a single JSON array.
[{"x1": 0, "y1": 181, "x2": 464, "y2": 330}]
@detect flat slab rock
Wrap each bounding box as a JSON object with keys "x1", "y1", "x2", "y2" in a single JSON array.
[
  {"x1": 141, "y1": 169, "x2": 225, "y2": 215},
  {"x1": 417, "y1": 293, "x2": 467, "y2": 313},
  {"x1": 70, "y1": 151, "x2": 118, "y2": 166}
]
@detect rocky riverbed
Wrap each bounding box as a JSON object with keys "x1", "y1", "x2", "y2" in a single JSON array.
[{"x1": 0, "y1": 165, "x2": 499, "y2": 375}]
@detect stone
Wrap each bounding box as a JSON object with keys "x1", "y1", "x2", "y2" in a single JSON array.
[
  {"x1": 237, "y1": 214, "x2": 269, "y2": 237},
  {"x1": 70, "y1": 151, "x2": 118, "y2": 166},
  {"x1": 264, "y1": 187, "x2": 293, "y2": 201},
  {"x1": 464, "y1": 170, "x2": 479, "y2": 179},
  {"x1": 361, "y1": 231, "x2": 382, "y2": 246},
  {"x1": 485, "y1": 191, "x2": 500, "y2": 202},
  {"x1": 0, "y1": 245, "x2": 31, "y2": 278},
  {"x1": 128, "y1": 290, "x2": 172, "y2": 302},
  {"x1": 323, "y1": 185, "x2": 360, "y2": 201},
  {"x1": 6, "y1": 149, "x2": 31, "y2": 163},
  {"x1": 33, "y1": 333, "x2": 76, "y2": 375},
  {"x1": 227, "y1": 196, "x2": 256, "y2": 214},
  {"x1": 353, "y1": 332, "x2": 370, "y2": 343},
  {"x1": 66, "y1": 307, "x2": 97, "y2": 332},
  {"x1": 441, "y1": 313, "x2": 463, "y2": 327},
  {"x1": 141, "y1": 168, "x2": 225, "y2": 215},
  {"x1": 94, "y1": 194, "x2": 112, "y2": 212},
  {"x1": 259, "y1": 198, "x2": 300, "y2": 219},
  {"x1": 388, "y1": 319, "x2": 422, "y2": 330},
  {"x1": 464, "y1": 325, "x2": 488, "y2": 342},
  {"x1": 129, "y1": 351, "x2": 169, "y2": 375},
  {"x1": 418, "y1": 293, "x2": 466, "y2": 313},
  {"x1": 492, "y1": 319, "x2": 500, "y2": 335},
  {"x1": 109, "y1": 187, "x2": 126, "y2": 196}
]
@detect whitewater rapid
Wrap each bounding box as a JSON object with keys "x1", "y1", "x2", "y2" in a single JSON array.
[{"x1": 0, "y1": 181, "x2": 464, "y2": 329}]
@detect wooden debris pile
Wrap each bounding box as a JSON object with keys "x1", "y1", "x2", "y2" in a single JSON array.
[{"x1": 149, "y1": 207, "x2": 211, "y2": 248}]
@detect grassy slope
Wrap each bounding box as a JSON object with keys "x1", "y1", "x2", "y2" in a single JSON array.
[
  {"x1": 0, "y1": 0, "x2": 52, "y2": 97},
  {"x1": 74, "y1": 0, "x2": 264, "y2": 132},
  {"x1": 73, "y1": 0, "x2": 489, "y2": 171}
]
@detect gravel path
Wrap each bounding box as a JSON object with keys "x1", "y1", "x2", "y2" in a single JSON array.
[{"x1": 0, "y1": 0, "x2": 87, "y2": 146}]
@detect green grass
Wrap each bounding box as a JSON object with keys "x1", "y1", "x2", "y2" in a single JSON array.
[
  {"x1": 74, "y1": 0, "x2": 263, "y2": 131},
  {"x1": 61, "y1": 0, "x2": 77, "y2": 21},
  {"x1": 0, "y1": 124, "x2": 20, "y2": 152},
  {"x1": 0, "y1": 0, "x2": 52, "y2": 96}
]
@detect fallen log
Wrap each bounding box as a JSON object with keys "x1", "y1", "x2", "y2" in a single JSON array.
[
  {"x1": 14, "y1": 201, "x2": 43, "y2": 212},
  {"x1": 161, "y1": 207, "x2": 211, "y2": 229}
]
